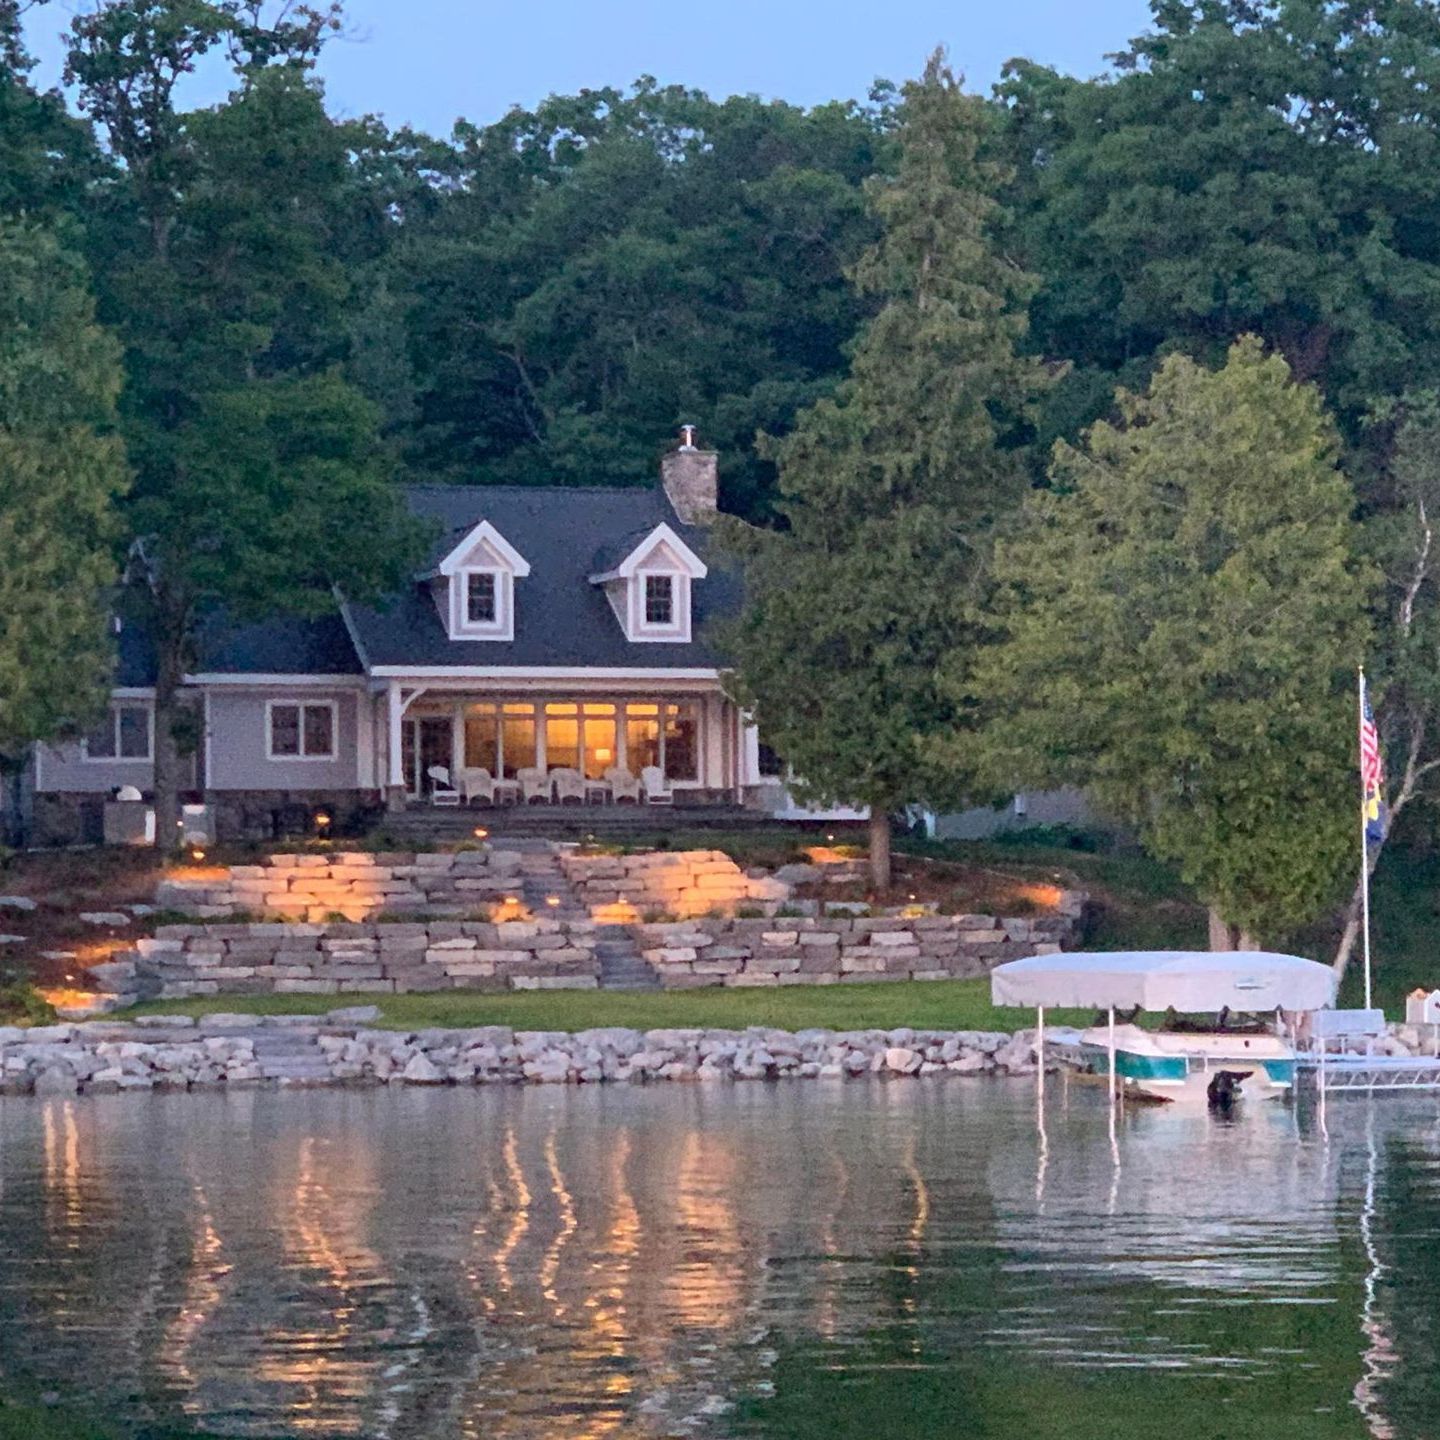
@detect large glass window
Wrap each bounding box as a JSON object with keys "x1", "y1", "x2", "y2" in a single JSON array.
[
  {"x1": 625, "y1": 702, "x2": 660, "y2": 774},
  {"x1": 501, "y1": 703, "x2": 536, "y2": 777},
  {"x1": 581, "y1": 703, "x2": 616, "y2": 779},
  {"x1": 464, "y1": 703, "x2": 499, "y2": 773},
  {"x1": 269, "y1": 701, "x2": 335, "y2": 759},
  {"x1": 663, "y1": 702, "x2": 698, "y2": 781},
  {"x1": 545, "y1": 702, "x2": 580, "y2": 771},
  {"x1": 83, "y1": 703, "x2": 152, "y2": 761}
]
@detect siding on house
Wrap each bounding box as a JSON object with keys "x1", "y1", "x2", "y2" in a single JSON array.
[
  {"x1": 205, "y1": 688, "x2": 364, "y2": 792},
  {"x1": 35, "y1": 697, "x2": 157, "y2": 794}
]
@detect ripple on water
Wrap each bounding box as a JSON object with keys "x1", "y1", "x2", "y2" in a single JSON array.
[{"x1": 0, "y1": 1084, "x2": 1437, "y2": 1437}]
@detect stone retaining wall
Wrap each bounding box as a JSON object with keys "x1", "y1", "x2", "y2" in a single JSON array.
[
  {"x1": 90, "y1": 920, "x2": 600, "y2": 1000},
  {"x1": 156, "y1": 850, "x2": 526, "y2": 921},
  {"x1": 0, "y1": 1014, "x2": 1046, "y2": 1096},
  {"x1": 557, "y1": 849, "x2": 789, "y2": 918},
  {"x1": 634, "y1": 909, "x2": 1082, "y2": 987}
]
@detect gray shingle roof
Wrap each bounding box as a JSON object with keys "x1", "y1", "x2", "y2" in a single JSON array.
[
  {"x1": 117, "y1": 483, "x2": 738, "y2": 684},
  {"x1": 347, "y1": 484, "x2": 737, "y2": 670}
]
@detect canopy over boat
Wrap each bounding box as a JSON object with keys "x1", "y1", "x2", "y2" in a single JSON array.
[{"x1": 990, "y1": 950, "x2": 1337, "y2": 1014}]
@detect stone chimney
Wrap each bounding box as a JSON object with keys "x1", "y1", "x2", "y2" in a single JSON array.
[{"x1": 660, "y1": 424, "x2": 718, "y2": 524}]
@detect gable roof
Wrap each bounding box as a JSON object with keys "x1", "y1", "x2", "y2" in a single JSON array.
[{"x1": 345, "y1": 484, "x2": 738, "y2": 671}]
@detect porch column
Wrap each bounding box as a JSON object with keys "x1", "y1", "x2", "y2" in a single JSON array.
[
  {"x1": 451, "y1": 704, "x2": 465, "y2": 779},
  {"x1": 385, "y1": 680, "x2": 405, "y2": 811}
]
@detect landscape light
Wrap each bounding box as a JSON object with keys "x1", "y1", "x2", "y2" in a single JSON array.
[
  {"x1": 191, "y1": 847, "x2": 207, "y2": 863},
  {"x1": 314, "y1": 811, "x2": 332, "y2": 836},
  {"x1": 545, "y1": 895, "x2": 560, "y2": 908},
  {"x1": 473, "y1": 827, "x2": 489, "y2": 839}
]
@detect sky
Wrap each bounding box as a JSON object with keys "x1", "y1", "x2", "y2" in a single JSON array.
[{"x1": 23, "y1": 0, "x2": 1155, "y2": 136}]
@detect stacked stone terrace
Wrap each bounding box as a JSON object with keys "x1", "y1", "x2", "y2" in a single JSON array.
[
  {"x1": 156, "y1": 850, "x2": 530, "y2": 922},
  {"x1": 93, "y1": 919, "x2": 600, "y2": 1001},
  {"x1": 556, "y1": 849, "x2": 789, "y2": 919},
  {"x1": 635, "y1": 911, "x2": 1078, "y2": 988}
]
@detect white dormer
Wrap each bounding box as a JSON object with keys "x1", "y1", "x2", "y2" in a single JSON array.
[
  {"x1": 433, "y1": 519, "x2": 530, "y2": 641},
  {"x1": 589, "y1": 522, "x2": 707, "y2": 644}
]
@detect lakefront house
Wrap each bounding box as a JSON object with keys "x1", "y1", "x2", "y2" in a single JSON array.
[{"x1": 25, "y1": 432, "x2": 813, "y2": 845}]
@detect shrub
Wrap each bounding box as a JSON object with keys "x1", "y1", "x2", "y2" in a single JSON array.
[{"x1": 0, "y1": 981, "x2": 57, "y2": 1026}]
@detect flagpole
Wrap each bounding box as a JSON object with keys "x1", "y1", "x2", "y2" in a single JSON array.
[{"x1": 1360, "y1": 666, "x2": 1374, "y2": 1012}]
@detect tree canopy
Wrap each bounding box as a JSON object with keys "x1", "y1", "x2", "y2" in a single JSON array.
[
  {"x1": 721, "y1": 53, "x2": 1051, "y2": 885},
  {"x1": 974, "y1": 339, "x2": 1373, "y2": 941}
]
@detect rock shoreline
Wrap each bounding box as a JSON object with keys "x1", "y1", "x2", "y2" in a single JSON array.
[{"x1": 0, "y1": 1012, "x2": 1046, "y2": 1096}]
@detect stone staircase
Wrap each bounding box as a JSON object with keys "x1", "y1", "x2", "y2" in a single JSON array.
[
  {"x1": 496, "y1": 840, "x2": 590, "y2": 921},
  {"x1": 593, "y1": 925, "x2": 661, "y2": 991}
]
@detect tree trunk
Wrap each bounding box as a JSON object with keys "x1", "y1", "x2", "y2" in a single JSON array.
[
  {"x1": 1207, "y1": 906, "x2": 1238, "y2": 952},
  {"x1": 868, "y1": 809, "x2": 892, "y2": 892},
  {"x1": 151, "y1": 631, "x2": 186, "y2": 852}
]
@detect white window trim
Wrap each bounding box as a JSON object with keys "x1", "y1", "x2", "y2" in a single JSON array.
[
  {"x1": 630, "y1": 567, "x2": 690, "y2": 642},
  {"x1": 81, "y1": 702, "x2": 154, "y2": 763},
  {"x1": 450, "y1": 565, "x2": 513, "y2": 641},
  {"x1": 266, "y1": 698, "x2": 339, "y2": 762}
]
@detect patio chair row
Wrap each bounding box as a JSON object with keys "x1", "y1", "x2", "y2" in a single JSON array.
[{"x1": 425, "y1": 764, "x2": 675, "y2": 807}]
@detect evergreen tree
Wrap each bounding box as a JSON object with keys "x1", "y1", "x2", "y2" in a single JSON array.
[
  {"x1": 66, "y1": 1, "x2": 419, "y2": 844},
  {"x1": 976, "y1": 338, "x2": 1372, "y2": 943},
  {"x1": 0, "y1": 221, "x2": 127, "y2": 808},
  {"x1": 722, "y1": 52, "x2": 1050, "y2": 886}
]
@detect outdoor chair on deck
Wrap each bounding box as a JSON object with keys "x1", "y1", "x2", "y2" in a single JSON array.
[
  {"x1": 604, "y1": 765, "x2": 641, "y2": 804},
  {"x1": 426, "y1": 765, "x2": 461, "y2": 806},
  {"x1": 550, "y1": 767, "x2": 587, "y2": 805},
  {"x1": 641, "y1": 766, "x2": 674, "y2": 805},
  {"x1": 517, "y1": 766, "x2": 552, "y2": 804},
  {"x1": 457, "y1": 767, "x2": 518, "y2": 806}
]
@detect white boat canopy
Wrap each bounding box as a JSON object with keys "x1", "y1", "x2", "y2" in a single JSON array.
[{"x1": 990, "y1": 950, "x2": 1337, "y2": 1013}]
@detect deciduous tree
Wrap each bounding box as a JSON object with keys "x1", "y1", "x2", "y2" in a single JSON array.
[
  {"x1": 0, "y1": 221, "x2": 127, "y2": 829},
  {"x1": 976, "y1": 338, "x2": 1373, "y2": 943}
]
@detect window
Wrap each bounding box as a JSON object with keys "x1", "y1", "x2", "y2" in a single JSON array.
[
  {"x1": 619, "y1": 700, "x2": 697, "y2": 781},
  {"x1": 83, "y1": 704, "x2": 152, "y2": 761},
  {"x1": 466, "y1": 571, "x2": 497, "y2": 624},
  {"x1": 500, "y1": 703, "x2": 536, "y2": 777},
  {"x1": 625, "y1": 702, "x2": 661, "y2": 773},
  {"x1": 268, "y1": 701, "x2": 336, "y2": 760},
  {"x1": 663, "y1": 702, "x2": 698, "y2": 781},
  {"x1": 644, "y1": 574, "x2": 675, "y2": 626}
]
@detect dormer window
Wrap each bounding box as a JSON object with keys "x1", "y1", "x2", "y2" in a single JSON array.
[
  {"x1": 644, "y1": 574, "x2": 674, "y2": 626},
  {"x1": 466, "y1": 571, "x2": 498, "y2": 625},
  {"x1": 589, "y1": 521, "x2": 707, "y2": 644},
  {"x1": 431, "y1": 519, "x2": 530, "y2": 642}
]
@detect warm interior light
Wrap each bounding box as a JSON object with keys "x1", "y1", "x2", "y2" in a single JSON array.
[{"x1": 595, "y1": 747, "x2": 612, "y2": 763}]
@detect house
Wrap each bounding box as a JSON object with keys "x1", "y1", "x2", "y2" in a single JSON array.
[{"x1": 27, "y1": 434, "x2": 794, "y2": 844}]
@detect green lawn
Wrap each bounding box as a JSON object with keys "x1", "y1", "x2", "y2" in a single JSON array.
[{"x1": 122, "y1": 977, "x2": 1095, "y2": 1034}]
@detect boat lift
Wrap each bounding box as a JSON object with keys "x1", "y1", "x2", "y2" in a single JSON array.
[{"x1": 1297, "y1": 1008, "x2": 1440, "y2": 1093}]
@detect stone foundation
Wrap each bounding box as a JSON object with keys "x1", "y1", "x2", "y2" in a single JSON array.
[
  {"x1": 91, "y1": 919, "x2": 600, "y2": 1000},
  {"x1": 204, "y1": 790, "x2": 383, "y2": 843},
  {"x1": 0, "y1": 1015, "x2": 1048, "y2": 1096}
]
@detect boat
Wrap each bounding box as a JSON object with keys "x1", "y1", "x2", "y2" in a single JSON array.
[{"x1": 990, "y1": 950, "x2": 1339, "y2": 1105}]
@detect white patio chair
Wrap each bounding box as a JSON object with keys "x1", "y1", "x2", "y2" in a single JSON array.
[
  {"x1": 604, "y1": 765, "x2": 642, "y2": 803},
  {"x1": 457, "y1": 766, "x2": 497, "y2": 806},
  {"x1": 427, "y1": 765, "x2": 461, "y2": 806},
  {"x1": 641, "y1": 766, "x2": 674, "y2": 805},
  {"x1": 551, "y1": 767, "x2": 586, "y2": 805},
  {"x1": 517, "y1": 765, "x2": 552, "y2": 804}
]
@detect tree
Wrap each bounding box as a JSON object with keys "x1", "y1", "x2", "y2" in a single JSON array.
[
  {"x1": 999, "y1": 0, "x2": 1440, "y2": 465},
  {"x1": 66, "y1": 1, "x2": 419, "y2": 844},
  {"x1": 722, "y1": 53, "x2": 1051, "y2": 888},
  {"x1": 0, "y1": 220, "x2": 128, "y2": 833},
  {"x1": 383, "y1": 80, "x2": 888, "y2": 519},
  {"x1": 975, "y1": 338, "x2": 1373, "y2": 944}
]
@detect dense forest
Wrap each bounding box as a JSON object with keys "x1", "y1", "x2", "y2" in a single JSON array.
[{"x1": 8, "y1": 0, "x2": 1440, "y2": 942}]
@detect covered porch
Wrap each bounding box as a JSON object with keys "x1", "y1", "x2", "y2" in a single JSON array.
[{"x1": 376, "y1": 680, "x2": 751, "y2": 808}]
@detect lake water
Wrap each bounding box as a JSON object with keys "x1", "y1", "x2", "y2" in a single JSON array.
[{"x1": 0, "y1": 1079, "x2": 1436, "y2": 1439}]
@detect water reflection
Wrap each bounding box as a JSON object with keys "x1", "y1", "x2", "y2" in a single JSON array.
[{"x1": 1, "y1": 1084, "x2": 1438, "y2": 1437}]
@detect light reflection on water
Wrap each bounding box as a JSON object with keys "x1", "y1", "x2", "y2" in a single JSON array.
[{"x1": 1, "y1": 1080, "x2": 1437, "y2": 1438}]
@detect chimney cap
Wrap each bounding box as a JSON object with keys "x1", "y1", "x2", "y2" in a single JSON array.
[{"x1": 678, "y1": 423, "x2": 698, "y2": 452}]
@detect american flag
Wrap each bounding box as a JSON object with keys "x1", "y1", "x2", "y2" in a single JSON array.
[
  {"x1": 1360, "y1": 684, "x2": 1384, "y2": 794},
  {"x1": 1361, "y1": 674, "x2": 1387, "y2": 847}
]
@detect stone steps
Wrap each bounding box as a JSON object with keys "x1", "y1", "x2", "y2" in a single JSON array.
[{"x1": 595, "y1": 925, "x2": 661, "y2": 991}]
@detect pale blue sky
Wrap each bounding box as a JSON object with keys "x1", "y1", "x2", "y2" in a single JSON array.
[{"x1": 24, "y1": 0, "x2": 1154, "y2": 136}]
